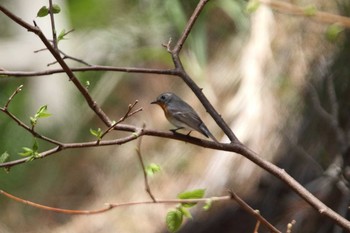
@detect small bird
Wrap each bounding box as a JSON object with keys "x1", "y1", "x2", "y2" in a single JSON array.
[{"x1": 151, "y1": 92, "x2": 218, "y2": 143}]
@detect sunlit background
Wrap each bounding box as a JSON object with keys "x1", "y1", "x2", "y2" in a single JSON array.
[{"x1": 1, "y1": 0, "x2": 350, "y2": 232}]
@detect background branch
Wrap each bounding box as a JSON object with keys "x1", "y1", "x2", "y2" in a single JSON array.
[{"x1": 260, "y1": 0, "x2": 350, "y2": 28}]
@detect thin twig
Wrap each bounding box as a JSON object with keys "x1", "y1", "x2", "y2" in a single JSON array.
[
  {"x1": 48, "y1": 0, "x2": 58, "y2": 50},
  {"x1": 308, "y1": 82, "x2": 346, "y2": 148},
  {"x1": 286, "y1": 220, "x2": 296, "y2": 233},
  {"x1": 3, "y1": 84, "x2": 23, "y2": 109},
  {"x1": 60, "y1": 49, "x2": 92, "y2": 66},
  {"x1": 253, "y1": 214, "x2": 261, "y2": 233},
  {"x1": 0, "y1": 6, "x2": 112, "y2": 126},
  {"x1": 0, "y1": 66, "x2": 178, "y2": 77},
  {"x1": 228, "y1": 190, "x2": 281, "y2": 233},
  {"x1": 0, "y1": 189, "x2": 230, "y2": 215},
  {"x1": 136, "y1": 127, "x2": 156, "y2": 202},
  {"x1": 99, "y1": 100, "x2": 142, "y2": 141},
  {"x1": 47, "y1": 49, "x2": 93, "y2": 67},
  {"x1": 161, "y1": 37, "x2": 172, "y2": 53},
  {"x1": 172, "y1": 0, "x2": 210, "y2": 54},
  {"x1": 259, "y1": 0, "x2": 350, "y2": 28},
  {"x1": 1, "y1": 108, "x2": 63, "y2": 146}
]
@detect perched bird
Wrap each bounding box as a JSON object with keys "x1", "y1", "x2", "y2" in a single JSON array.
[{"x1": 151, "y1": 92, "x2": 218, "y2": 143}]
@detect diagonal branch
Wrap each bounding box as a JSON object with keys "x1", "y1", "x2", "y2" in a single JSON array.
[
  {"x1": 135, "y1": 129, "x2": 157, "y2": 202},
  {"x1": 0, "y1": 5, "x2": 112, "y2": 127},
  {"x1": 167, "y1": 0, "x2": 239, "y2": 143},
  {"x1": 229, "y1": 190, "x2": 280, "y2": 233}
]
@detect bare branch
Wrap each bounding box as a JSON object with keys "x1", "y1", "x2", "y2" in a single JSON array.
[
  {"x1": 259, "y1": 0, "x2": 350, "y2": 28},
  {"x1": 286, "y1": 220, "x2": 296, "y2": 233},
  {"x1": 59, "y1": 49, "x2": 92, "y2": 66},
  {"x1": 3, "y1": 84, "x2": 23, "y2": 110},
  {"x1": 100, "y1": 100, "x2": 142, "y2": 140},
  {"x1": 0, "y1": 189, "x2": 230, "y2": 215},
  {"x1": 172, "y1": 0, "x2": 210, "y2": 54},
  {"x1": 48, "y1": 0, "x2": 58, "y2": 50},
  {"x1": 135, "y1": 128, "x2": 157, "y2": 202},
  {"x1": 0, "y1": 6, "x2": 112, "y2": 126},
  {"x1": 229, "y1": 190, "x2": 280, "y2": 233},
  {"x1": 164, "y1": 0, "x2": 239, "y2": 143},
  {"x1": 0, "y1": 66, "x2": 178, "y2": 77}
]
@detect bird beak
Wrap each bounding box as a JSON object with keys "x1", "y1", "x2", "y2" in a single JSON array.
[{"x1": 150, "y1": 100, "x2": 158, "y2": 104}]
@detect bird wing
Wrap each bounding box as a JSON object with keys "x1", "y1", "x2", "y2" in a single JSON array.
[{"x1": 172, "y1": 110, "x2": 203, "y2": 132}]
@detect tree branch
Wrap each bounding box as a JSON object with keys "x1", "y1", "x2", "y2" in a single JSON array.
[
  {"x1": 165, "y1": 0, "x2": 240, "y2": 143},
  {"x1": 259, "y1": 0, "x2": 350, "y2": 28},
  {"x1": 0, "y1": 5, "x2": 112, "y2": 126},
  {"x1": 135, "y1": 130, "x2": 157, "y2": 202},
  {"x1": 229, "y1": 190, "x2": 280, "y2": 233},
  {"x1": 0, "y1": 189, "x2": 231, "y2": 215},
  {"x1": 0, "y1": 66, "x2": 178, "y2": 77}
]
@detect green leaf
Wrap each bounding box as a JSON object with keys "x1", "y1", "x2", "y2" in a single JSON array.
[
  {"x1": 0, "y1": 152, "x2": 10, "y2": 163},
  {"x1": 178, "y1": 206, "x2": 192, "y2": 219},
  {"x1": 30, "y1": 117, "x2": 37, "y2": 127},
  {"x1": 245, "y1": 0, "x2": 260, "y2": 14},
  {"x1": 146, "y1": 163, "x2": 161, "y2": 176},
  {"x1": 57, "y1": 29, "x2": 66, "y2": 42},
  {"x1": 33, "y1": 139, "x2": 39, "y2": 152},
  {"x1": 37, "y1": 6, "x2": 49, "y2": 17},
  {"x1": 31, "y1": 105, "x2": 51, "y2": 127},
  {"x1": 90, "y1": 128, "x2": 102, "y2": 139},
  {"x1": 36, "y1": 105, "x2": 51, "y2": 118},
  {"x1": 177, "y1": 189, "x2": 205, "y2": 208},
  {"x1": 18, "y1": 139, "x2": 40, "y2": 159},
  {"x1": 203, "y1": 199, "x2": 212, "y2": 211},
  {"x1": 52, "y1": 4, "x2": 61, "y2": 14},
  {"x1": 19, "y1": 147, "x2": 33, "y2": 157},
  {"x1": 325, "y1": 24, "x2": 344, "y2": 42},
  {"x1": 166, "y1": 209, "x2": 183, "y2": 233},
  {"x1": 303, "y1": 5, "x2": 317, "y2": 17},
  {"x1": 85, "y1": 80, "x2": 90, "y2": 89}
]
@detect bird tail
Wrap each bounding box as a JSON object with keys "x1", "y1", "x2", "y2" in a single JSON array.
[{"x1": 199, "y1": 123, "x2": 219, "y2": 143}]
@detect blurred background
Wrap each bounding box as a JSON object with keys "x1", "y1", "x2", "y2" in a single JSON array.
[{"x1": 0, "y1": 0, "x2": 350, "y2": 232}]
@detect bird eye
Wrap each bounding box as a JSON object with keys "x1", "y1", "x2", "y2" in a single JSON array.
[{"x1": 160, "y1": 95, "x2": 166, "y2": 100}]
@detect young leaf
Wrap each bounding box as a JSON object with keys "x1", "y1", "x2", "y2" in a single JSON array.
[
  {"x1": 58, "y1": 29, "x2": 66, "y2": 42},
  {"x1": 37, "y1": 6, "x2": 49, "y2": 17},
  {"x1": 203, "y1": 199, "x2": 213, "y2": 211},
  {"x1": 90, "y1": 128, "x2": 102, "y2": 140},
  {"x1": 146, "y1": 163, "x2": 161, "y2": 176},
  {"x1": 30, "y1": 117, "x2": 38, "y2": 127},
  {"x1": 19, "y1": 147, "x2": 33, "y2": 157},
  {"x1": 178, "y1": 206, "x2": 192, "y2": 219},
  {"x1": 85, "y1": 80, "x2": 90, "y2": 89},
  {"x1": 326, "y1": 24, "x2": 344, "y2": 42},
  {"x1": 0, "y1": 152, "x2": 10, "y2": 163},
  {"x1": 177, "y1": 189, "x2": 205, "y2": 208},
  {"x1": 246, "y1": 0, "x2": 260, "y2": 14},
  {"x1": 303, "y1": 5, "x2": 317, "y2": 17},
  {"x1": 33, "y1": 139, "x2": 39, "y2": 152},
  {"x1": 166, "y1": 209, "x2": 183, "y2": 233},
  {"x1": 52, "y1": 4, "x2": 61, "y2": 14},
  {"x1": 36, "y1": 105, "x2": 51, "y2": 118}
]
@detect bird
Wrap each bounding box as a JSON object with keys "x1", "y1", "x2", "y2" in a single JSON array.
[{"x1": 151, "y1": 92, "x2": 218, "y2": 143}]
